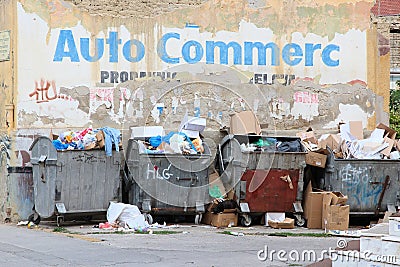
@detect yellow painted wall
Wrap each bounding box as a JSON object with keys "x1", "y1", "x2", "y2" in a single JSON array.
[{"x1": 0, "y1": 0, "x2": 16, "y2": 133}]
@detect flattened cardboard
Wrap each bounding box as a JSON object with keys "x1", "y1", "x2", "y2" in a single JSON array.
[
  {"x1": 202, "y1": 212, "x2": 238, "y2": 227},
  {"x1": 268, "y1": 218, "x2": 295, "y2": 229},
  {"x1": 380, "y1": 137, "x2": 395, "y2": 157},
  {"x1": 376, "y1": 123, "x2": 397, "y2": 140},
  {"x1": 230, "y1": 111, "x2": 261, "y2": 135},
  {"x1": 349, "y1": 121, "x2": 363, "y2": 140},
  {"x1": 265, "y1": 212, "x2": 285, "y2": 227},
  {"x1": 305, "y1": 151, "x2": 327, "y2": 168}
]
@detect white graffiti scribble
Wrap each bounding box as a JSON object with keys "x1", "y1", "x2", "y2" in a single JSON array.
[{"x1": 340, "y1": 164, "x2": 369, "y2": 185}]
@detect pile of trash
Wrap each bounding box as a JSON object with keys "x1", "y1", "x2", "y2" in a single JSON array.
[
  {"x1": 96, "y1": 202, "x2": 150, "y2": 232},
  {"x1": 298, "y1": 122, "x2": 400, "y2": 161},
  {"x1": 137, "y1": 131, "x2": 205, "y2": 155},
  {"x1": 51, "y1": 127, "x2": 121, "y2": 156},
  {"x1": 239, "y1": 137, "x2": 303, "y2": 153}
]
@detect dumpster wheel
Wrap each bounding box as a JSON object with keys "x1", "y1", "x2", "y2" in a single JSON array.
[
  {"x1": 294, "y1": 215, "x2": 306, "y2": 227},
  {"x1": 144, "y1": 214, "x2": 153, "y2": 225},
  {"x1": 240, "y1": 215, "x2": 252, "y2": 227}
]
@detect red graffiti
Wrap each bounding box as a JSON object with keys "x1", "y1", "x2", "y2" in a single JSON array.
[{"x1": 29, "y1": 79, "x2": 72, "y2": 103}]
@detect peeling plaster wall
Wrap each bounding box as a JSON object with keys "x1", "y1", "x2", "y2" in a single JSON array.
[
  {"x1": 4, "y1": 0, "x2": 389, "y2": 167},
  {"x1": 0, "y1": 0, "x2": 17, "y2": 223}
]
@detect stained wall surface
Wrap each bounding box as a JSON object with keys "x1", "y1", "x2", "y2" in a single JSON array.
[{"x1": 1, "y1": 0, "x2": 389, "y2": 167}]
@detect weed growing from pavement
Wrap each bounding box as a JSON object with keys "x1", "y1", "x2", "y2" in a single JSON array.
[
  {"x1": 89, "y1": 230, "x2": 183, "y2": 235},
  {"x1": 53, "y1": 227, "x2": 69, "y2": 233}
]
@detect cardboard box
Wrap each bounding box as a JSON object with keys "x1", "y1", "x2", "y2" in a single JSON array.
[
  {"x1": 296, "y1": 131, "x2": 318, "y2": 144},
  {"x1": 322, "y1": 204, "x2": 350, "y2": 231},
  {"x1": 330, "y1": 192, "x2": 348, "y2": 205},
  {"x1": 303, "y1": 183, "x2": 331, "y2": 229},
  {"x1": 318, "y1": 134, "x2": 341, "y2": 150},
  {"x1": 305, "y1": 151, "x2": 327, "y2": 168},
  {"x1": 268, "y1": 218, "x2": 295, "y2": 229},
  {"x1": 202, "y1": 212, "x2": 238, "y2": 227},
  {"x1": 376, "y1": 123, "x2": 397, "y2": 140},
  {"x1": 230, "y1": 111, "x2": 261, "y2": 135},
  {"x1": 322, "y1": 193, "x2": 349, "y2": 231}
]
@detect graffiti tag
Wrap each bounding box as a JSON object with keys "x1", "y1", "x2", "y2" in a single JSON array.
[
  {"x1": 29, "y1": 79, "x2": 72, "y2": 103},
  {"x1": 72, "y1": 152, "x2": 106, "y2": 163}
]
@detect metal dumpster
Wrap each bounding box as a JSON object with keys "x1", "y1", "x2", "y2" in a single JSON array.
[
  {"x1": 30, "y1": 136, "x2": 122, "y2": 225},
  {"x1": 124, "y1": 137, "x2": 212, "y2": 224},
  {"x1": 7, "y1": 167, "x2": 34, "y2": 222},
  {"x1": 217, "y1": 134, "x2": 307, "y2": 226},
  {"x1": 325, "y1": 154, "x2": 400, "y2": 216}
]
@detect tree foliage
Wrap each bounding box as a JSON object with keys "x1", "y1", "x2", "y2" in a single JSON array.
[{"x1": 390, "y1": 84, "x2": 400, "y2": 136}]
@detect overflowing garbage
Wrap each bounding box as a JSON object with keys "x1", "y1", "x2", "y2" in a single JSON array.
[
  {"x1": 51, "y1": 127, "x2": 121, "y2": 156},
  {"x1": 299, "y1": 122, "x2": 400, "y2": 162},
  {"x1": 136, "y1": 131, "x2": 204, "y2": 155}
]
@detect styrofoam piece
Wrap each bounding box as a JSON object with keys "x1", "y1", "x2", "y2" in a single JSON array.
[
  {"x1": 265, "y1": 212, "x2": 285, "y2": 227},
  {"x1": 389, "y1": 217, "x2": 400, "y2": 237}
]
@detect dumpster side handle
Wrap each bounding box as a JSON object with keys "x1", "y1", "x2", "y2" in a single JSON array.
[{"x1": 375, "y1": 175, "x2": 390, "y2": 216}]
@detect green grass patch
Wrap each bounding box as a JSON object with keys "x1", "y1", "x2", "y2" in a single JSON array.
[
  {"x1": 53, "y1": 227, "x2": 69, "y2": 233},
  {"x1": 218, "y1": 231, "x2": 236, "y2": 235},
  {"x1": 152, "y1": 230, "x2": 182, "y2": 235},
  {"x1": 267, "y1": 232, "x2": 331, "y2": 238},
  {"x1": 89, "y1": 230, "x2": 182, "y2": 235},
  {"x1": 218, "y1": 231, "x2": 331, "y2": 238}
]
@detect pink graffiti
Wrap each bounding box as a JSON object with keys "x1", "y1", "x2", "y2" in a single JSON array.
[
  {"x1": 293, "y1": 91, "x2": 318, "y2": 104},
  {"x1": 90, "y1": 88, "x2": 114, "y2": 102}
]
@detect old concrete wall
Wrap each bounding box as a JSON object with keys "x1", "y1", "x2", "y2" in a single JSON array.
[{"x1": 0, "y1": 0, "x2": 387, "y2": 167}]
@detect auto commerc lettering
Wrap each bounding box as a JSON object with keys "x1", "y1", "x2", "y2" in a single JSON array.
[{"x1": 53, "y1": 29, "x2": 340, "y2": 67}]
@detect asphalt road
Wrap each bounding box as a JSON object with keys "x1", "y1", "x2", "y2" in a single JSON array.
[{"x1": 0, "y1": 222, "x2": 353, "y2": 267}]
